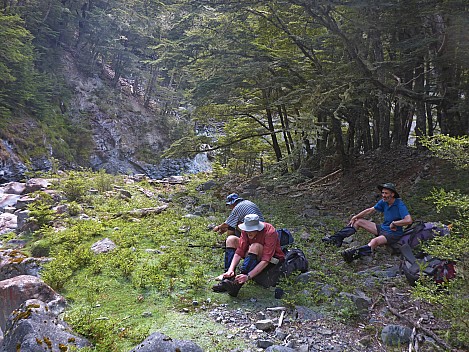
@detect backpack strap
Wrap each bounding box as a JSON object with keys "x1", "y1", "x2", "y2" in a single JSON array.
[{"x1": 400, "y1": 243, "x2": 417, "y2": 264}]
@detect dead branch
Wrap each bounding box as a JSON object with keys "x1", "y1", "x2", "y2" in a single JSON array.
[
  {"x1": 113, "y1": 204, "x2": 168, "y2": 218},
  {"x1": 382, "y1": 288, "x2": 454, "y2": 351}
]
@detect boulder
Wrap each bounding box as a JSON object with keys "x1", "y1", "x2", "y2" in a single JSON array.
[
  {"x1": 23, "y1": 178, "x2": 52, "y2": 194},
  {"x1": 15, "y1": 196, "x2": 37, "y2": 210},
  {"x1": 129, "y1": 332, "x2": 203, "y2": 352},
  {"x1": 0, "y1": 250, "x2": 51, "y2": 281},
  {"x1": 1, "y1": 182, "x2": 26, "y2": 195},
  {"x1": 0, "y1": 213, "x2": 17, "y2": 235},
  {"x1": 0, "y1": 275, "x2": 65, "y2": 332},
  {"x1": 0, "y1": 195, "x2": 21, "y2": 212},
  {"x1": 381, "y1": 324, "x2": 412, "y2": 346},
  {"x1": 0, "y1": 140, "x2": 28, "y2": 183},
  {"x1": 1, "y1": 299, "x2": 90, "y2": 352},
  {"x1": 91, "y1": 238, "x2": 117, "y2": 254}
]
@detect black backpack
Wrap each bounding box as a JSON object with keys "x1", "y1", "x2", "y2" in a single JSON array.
[
  {"x1": 400, "y1": 243, "x2": 456, "y2": 286},
  {"x1": 280, "y1": 248, "x2": 309, "y2": 276}
]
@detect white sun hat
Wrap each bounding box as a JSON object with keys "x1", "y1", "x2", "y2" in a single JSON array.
[{"x1": 238, "y1": 214, "x2": 265, "y2": 232}]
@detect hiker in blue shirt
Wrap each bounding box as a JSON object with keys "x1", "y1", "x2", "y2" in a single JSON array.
[{"x1": 323, "y1": 183, "x2": 413, "y2": 262}]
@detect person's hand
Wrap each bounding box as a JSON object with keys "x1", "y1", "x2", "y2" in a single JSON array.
[
  {"x1": 390, "y1": 222, "x2": 397, "y2": 231},
  {"x1": 235, "y1": 274, "x2": 249, "y2": 284},
  {"x1": 223, "y1": 270, "x2": 235, "y2": 279},
  {"x1": 349, "y1": 215, "x2": 358, "y2": 225},
  {"x1": 213, "y1": 225, "x2": 220, "y2": 232}
]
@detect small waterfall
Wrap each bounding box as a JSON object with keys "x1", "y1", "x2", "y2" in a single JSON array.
[{"x1": 186, "y1": 153, "x2": 212, "y2": 174}]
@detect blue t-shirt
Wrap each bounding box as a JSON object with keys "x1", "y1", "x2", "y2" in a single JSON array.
[{"x1": 374, "y1": 198, "x2": 410, "y2": 235}]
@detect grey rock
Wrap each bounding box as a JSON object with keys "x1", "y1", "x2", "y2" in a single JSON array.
[
  {"x1": 266, "y1": 344, "x2": 296, "y2": 351},
  {"x1": 23, "y1": 178, "x2": 52, "y2": 194},
  {"x1": 0, "y1": 275, "x2": 66, "y2": 332},
  {"x1": 0, "y1": 213, "x2": 17, "y2": 235},
  {"x1": 381, "y1": 324, "x2": 412, "y2": 346},
  {"x1": 339, "y1": 291, "x2": 372, "y2": 315},
  {"x1": 91, "y1": 238, "x2": 117, "y2": 254},
  {"x1": 15, "y1": 196, "x2": 36, "y2": 210},
  {"x1": 1, "y1": 299, "x2": 90, "y2": 351},
  {"x1": 1, "y1": 182, "x2": 26, "y2": 195},
  {"x1": 0, "y1": 195, "x2": 21, "y2": 212},
  {"x1": 2, "y1": 207, "x2": 15, "y2": 214},
  {"x1": 196, "y1": 180, "x2": 216, "y2": 191},
  {"x1": 129, "y1": 332, "x2": 203, "y2": 352},
  {"x1": 294, "y1": 306, "x2": 323, "y2": 321},
  {"x1": 255, "y1": 319, "x2": 274, "y2": 331},
  {"x1": 0, "y1": 250, "x2": 51, "y2": 280},
  {"x1": 257, "y1": 339, "x2": 274, "y2": 348},
  {"x1": 274, "y1": 328, "x2": 288, "y2": 340}
]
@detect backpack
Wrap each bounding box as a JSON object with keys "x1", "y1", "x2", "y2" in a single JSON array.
[
  {"x1": 400, "y1": 243, "x2": 456, "y2": 286},
  {"x1": 280, "y1": 248, "x2": 309, "y2": 276},
  {"x1": 277, "y1": 228, "x2": 295, "y2": 253},
  {"x1": 398, "y1": 221, "x2": 450, "y2": 249}
]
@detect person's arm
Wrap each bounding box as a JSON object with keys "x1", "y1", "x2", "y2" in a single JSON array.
[
  {"x1": 214, "y1": 223, "x2": 229, "y2": 234},
  {"x1": 235, "y1": 261, "x2": 269, "y2": 284},
  {"x1": 350, "y1": 206, "x2": 376, "y2": 224},
  {"x1": 390, "y1": 214, "x2": 413, "y2": 231},
  {"x1": 224, "y1": 253, "x2": 242, "y2": 278}
]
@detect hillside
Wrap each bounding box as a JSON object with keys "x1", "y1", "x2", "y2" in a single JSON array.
[{"x1": 1, "y1": 147, "x2": 468, "y2": 351}]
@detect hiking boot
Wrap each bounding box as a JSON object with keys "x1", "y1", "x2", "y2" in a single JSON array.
[
  {"x1": 220, "y1": 279, "x2": 243, "y2": 297},
  {"x1": 212, "y1": 276, "x2": 235, "y2": 293},
  {"x1": 212, "y1": 282, "x2": 227, "y2": 293},
  {"x1": 341, "y1": 247, "x2": 360, "y2": 263},
  {"x1": 322, "y1": 226, "x2": 357, "y2": 248},
  {"x1": 341, "y1": 245, "x2": 372, "y2": 263},
  {"x1": 322, "y1": 236, "x2": 343, "y2": 247}
]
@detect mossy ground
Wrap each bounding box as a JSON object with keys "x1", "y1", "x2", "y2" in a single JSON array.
[{"x1": 3, "y1": 159, "x2": 468, "y2": 351}]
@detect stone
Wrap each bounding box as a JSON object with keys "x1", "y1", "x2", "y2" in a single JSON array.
[
  {"x1": 381, "y1": 324, "x2": 412, "y2": 346},
  {"x1": 2, "y1": 182, "x2": 26, "y2": 195},
  {"x1": 0, "y1": 213, "x2": 17, "y2": 235},
  {"x1": 274, "y1": 328, "x2": 288, "y2": 340},
  {"x1": 1, "y1": 299, "x2": 90, "y2": 351},
  {"x1": 257, "y1": 339, "x2": 274, "y2": 348},
  {"x1": 294, "y1": 306, "x2": 323, "y2": 321},
  {"x1": 0, "y1": 275, "x2": 66, "y2": 332},
  {"x1": 255, "y1": 319, "x2": 275, "y2": 331},
  {"x1": 338, "y1": 291, "x2": 372, "y2": 315},
  {"x1": 0, "y1": 249, "x2": 51, "y2": 280},
  {"x1": 15, "y1": 196, "x2": 37, "y2": 210},
  {"x1": 0, "y1": 194, "x2": 21, "y2": 211},
  {"x1": 3, "y1": 206, "x2": 15, "y2": 214},
  {"x1": 129, "y1": 332, "x2": 203, "y2": 352},
  {"x1": 266, "y1": 345, "x2": 295, "y2": 352},
  {"x1": 196, "y1": 180, "x2": 216, "y2": 191},
  {"x1": 91, "y1": 238, "x2": 117, "y2": 254},
  {"x1": 23, "y1": 178, "x2": 52, "y2": 194}
]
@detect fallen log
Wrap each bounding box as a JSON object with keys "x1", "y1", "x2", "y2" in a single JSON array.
[{"x1": 113, "y1": 204, "x2": 168, "y2": 218}]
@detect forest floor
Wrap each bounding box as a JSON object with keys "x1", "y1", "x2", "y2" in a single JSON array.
[{"x1": 208, "y1": 146, "x2": 467, "y2": 352}]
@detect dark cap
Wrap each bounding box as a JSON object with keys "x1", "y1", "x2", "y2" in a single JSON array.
[
  {"x1": 378, "y1": 183, "x2": 400, "y2": 198},
  {"x1": 225, "y1": 193, "x2": 243, "y2": 205}
]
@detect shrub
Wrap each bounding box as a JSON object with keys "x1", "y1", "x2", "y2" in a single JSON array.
[
  {"x1": 27, "y1": 192, "x2": 55, "y2": 231},
  {"x1": 62, "y1": 173, "x2": 87, "y2": 202},
  {"x1": 30, "y1": 239, "x2": 52, "y2": 257}
]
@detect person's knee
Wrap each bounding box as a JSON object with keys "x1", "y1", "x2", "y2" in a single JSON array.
[
  {"x1": 226, "y1": 236, "x2": 239, "y2": 248},
  {"x1": 248, "y1": 243, "x2": 263, "y2": 256},
  {"x1": 368, "y1": 235, "x2": 387, "y2": 248}
]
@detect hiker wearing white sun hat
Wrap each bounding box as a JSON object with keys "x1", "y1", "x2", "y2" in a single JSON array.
[{"x1": 212, "y1": 214, "x2": 285, "y2": 297}]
